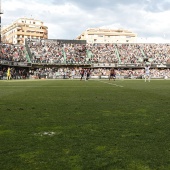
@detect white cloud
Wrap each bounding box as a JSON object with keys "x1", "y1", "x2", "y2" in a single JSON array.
[
  {"x1": 137, "y1": 37, "x2": 170, "y2": 43},
  {"x1": 1, "y1": 0, "x2": 170, "y2": 43}
]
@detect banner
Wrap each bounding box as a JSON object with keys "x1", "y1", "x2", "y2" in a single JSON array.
[{"x1": 0, "y1": 60, "x2": 32, "y2": 67}]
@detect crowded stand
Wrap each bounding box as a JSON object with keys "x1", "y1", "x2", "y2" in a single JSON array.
[
  {"x1": 87, "y1": 43, "x2": 119, "y2": 63},
  {"x1": 27, "y1": 40, "x2": 170, "y2": 65},
  {"x1": 0, "y1": 43, "x2": 29, "y2": 62},
  {"x1": 0, "y1": 39, "x2": 170, "y2": 80},
  {"x1": 0, "y1": 67, "x2": 28, "y2": 80},
  {"x1": 139, "y1": 44, "x2": 170, "y2": 64},
  {"x1": 27, "y1": 39, "x2": 65, "y2": 64},
  {"x1": 116, "y1": 44, "x2": 144, "y2": 64},
  {"x1": 63, "y1": 43, "x2": 88, "y2": 64},
  {"x1": 0, "y1": 66, "x2": 169, "y2": 80},
  {"x1": 27, "y1": 39, "x2": 89, "y2": 64},
  {"x1": 26, "y1": 67, "x2": 169, "y2": 80}
]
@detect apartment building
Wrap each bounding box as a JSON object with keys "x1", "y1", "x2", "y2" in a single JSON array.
[
  {"x1": 76, "y1": 28, "x2": 137, "y2": 44},
  {"x1": 2, "y1": 18, "x2": 48, "y2": 44}
]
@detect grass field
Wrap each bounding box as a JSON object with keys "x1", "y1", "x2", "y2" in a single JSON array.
[{"x1": 0, "y1": 79, "x2": 170, "y2": 170}]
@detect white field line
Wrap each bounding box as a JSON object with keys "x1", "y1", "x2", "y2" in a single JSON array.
[
  {"x1": 0, "y1": 80, "x2": 124, "y2": 88},
  {"x1": 97, "y1": 80, "x2": 124, "y2": 88},
  {"x1": 0, "y1": 79, "x2": 169, "y2": 83},
  {"x1": 0, "y1": 86, "x2": 115, "y2": 88}
]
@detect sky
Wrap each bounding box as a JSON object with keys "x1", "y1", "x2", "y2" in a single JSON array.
[{"x1": 1, "y1": 0, "x2": 170, "y2": 43}]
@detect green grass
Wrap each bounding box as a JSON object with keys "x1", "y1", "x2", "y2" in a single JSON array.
[{"x1": 0, "y1": 79, "x2": 170, "y2": 170}]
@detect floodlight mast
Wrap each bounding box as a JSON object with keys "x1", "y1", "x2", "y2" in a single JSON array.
[{"x1": 0, "y1": 0, "x2": 3, "y2": 43}]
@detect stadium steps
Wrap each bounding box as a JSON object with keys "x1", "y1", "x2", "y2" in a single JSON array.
[
  {"x1": 62, "y1": 48, "x2": 67, "y2": 64},
  {"x1": 140, "y1": 48, "x2": 147, "y2": 58},
  {"x1": 114, "y1": 44, "x2": 121, "y2": 64},
  {"x1": 25, "y1": 50, "x2": 31, "y2": 63},
  {"x1": 86, "y1": 50, "x2": 93, "y2": 64},
  {"x1": 25, "y1": 40, "x2": 33, "y2": 62}
]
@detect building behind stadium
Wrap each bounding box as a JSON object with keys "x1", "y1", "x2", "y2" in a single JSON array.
[
  {"x1": 1, "y1": 18, "x2": 48, "y2": 45},
  {"x1": 1, "y1": 18, "x2": 137, "y2": 45},
  {"x1": 76, "y1": 28, "x2": 137, "y2": 44}
]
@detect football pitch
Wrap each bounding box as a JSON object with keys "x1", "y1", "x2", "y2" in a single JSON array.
[{"x1": 0, "y1": 79, "x2": 170, "y2": 170}]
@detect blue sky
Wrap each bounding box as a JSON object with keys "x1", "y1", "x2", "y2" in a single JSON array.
[{"x1": 1, "y1": 0, "x2": 170, "y2": 43}]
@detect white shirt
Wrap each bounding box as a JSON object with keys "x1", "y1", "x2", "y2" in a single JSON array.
[
  {"x1": 72, "y1": 70, "x2": 75, "y2": 76},
  {"x1": 145, "y1": 66, "x2": 150, "y2": 74}
]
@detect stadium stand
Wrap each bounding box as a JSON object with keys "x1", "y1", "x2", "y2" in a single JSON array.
[
  {"x1": 0, "y1": 39, "x2": 170, "y2": 80},
  {"x1": 0, "y1": 43, "x2": 30, "y2": 62}
]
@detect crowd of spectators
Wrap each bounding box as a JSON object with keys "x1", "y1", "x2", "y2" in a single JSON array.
[
  {"x1": 0, "y1": 67, "x2": 29, "y2": 80},
  {"x1": 1, "y1": 40, "x2": 170, "y2": 65},
  {"x1": 27, "y1": 40, "x2": 64, "y2": 64},
  {"x1": 87, "y1": 68, "x2": 170, "y2": 79},
  {"x1": 27, "y1": 39, "x2": 90, "y2": 64},
  {"x1": 140, "y1": 44, "x2": 170, "y2": 64},
  {"x1": 0, "y1": 65, "x2": 169, "y2": 80},
  {"x1": 87, "y1": 44, "x2": 119, "y2": 63},
  {"x1": 0, "y1": 44, "x2": 28, "y2": 62},
  {"x1": 27, "y1": 39, "x2": 170, "y2": 65},
  {"x1": 116, "y1": 44, "x2": 144, "y2": 64},
  {"x1": 0, "y1": 40, "x2": 170, "y2": 80},
  {"x1": 27, "y1": 67, "x2": 170, "y2": 80}
]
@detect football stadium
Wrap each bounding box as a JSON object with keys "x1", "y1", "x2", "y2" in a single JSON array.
[{"x1": 0, "y1": 3, "x2": 170, "y2": 170}]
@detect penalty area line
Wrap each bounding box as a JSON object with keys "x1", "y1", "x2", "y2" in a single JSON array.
[
  {"x1": 0, "y1": 85, "x2": 116, "y2": 88},
  {"x1": 97, "y1": 80, "x2": 124, "y2": 88}
]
